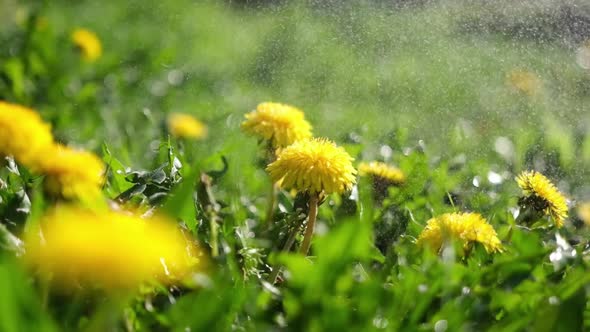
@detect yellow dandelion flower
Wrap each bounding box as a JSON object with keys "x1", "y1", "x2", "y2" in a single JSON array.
[
  {"x1": 577, "y1": 202, "x2": 590, "y2": 226},
  {"x1": 506, "y1": 69, "x2": 542, "y2": 96},
  {"x1": 0, "y1": 101, "x2": 54, "y2": 167},
  {"x1": 358, "y1": 161, "x2": 405, "y2": 185},
  {"x1": 267, "y1": 138, "x2": 357, "y2": 195},
  {"x1": 25, "y1": 205, "x2": 201, "y2": 289},
  {"x1": 167, "y1": 113, "x2": 208, "y2": 140},
  {"x1": 36, "y1": 144, "x2": 105, "y2": 201},
  {"x1": 516, "y1": 170, "x2": 568, "y2": 228},
  {"x1": 241, "y1": 102, "x2": 312, "y2": 148},
  {"x1": 71, "y1": 28, "x2": 102, "y2": 62},
  {"x1": 417, "y1": 212, "x2": 502, "y2": 254}
]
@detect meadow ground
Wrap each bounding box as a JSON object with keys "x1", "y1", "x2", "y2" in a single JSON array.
[{"x1": 1, "y1": 0, "x2": 590, "y2": 331}]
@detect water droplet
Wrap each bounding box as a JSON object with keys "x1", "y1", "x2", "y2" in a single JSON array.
[
  {"x1": 248, "y1": 205, "x2": 257, "y2": 214},
  {"x1": 150, "y1": 81, "x2": 167, "y2": 97},
  {"x1": 549, "y1": 251, "x2": 563, "y2": 262},
  {"x1": 434, "y1": 320, "x2": 448, "y2": 332},
  {"x1": 373, "y1": 316, "x2": 389, "y2": 329},
  {"x1": 315, "y1": 222, "x2": 328, "y2": 236},
  {"x1": 167, "y1": 69, "x2": 184, "y2": 86},
  {"x1": 225, "y1": 114, "x2": 234, "y2": 128},
  {"x1": 380, "y1": 145, "x2": 393, "y2": 159},
  {"x1": 418, "y1": 140, "x2": 426, "y2": 151},
  {"x1": 494, "y1": 136, "x2": 514, "y2": 160},
  {"x1": 418, "y1": 284, "x2": 428, "y2": 293},
  {"x1": 462, "y1": 286, "x2": 471, "y2": 295},
  {"x1": 472, "y1": 176, "x2": 480, "y2": 187},
  {"x1": 487, "y1": 171, "x2": 503, "y2": 184}
]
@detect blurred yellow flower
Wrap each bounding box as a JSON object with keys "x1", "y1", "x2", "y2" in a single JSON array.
[
  {"x1": 267, "y1": 138, "x2": 356, "y2": 194},
  {"x1": 25, "y1": 205, "x2": 201, "y2": 289},
  {"x1": 506, "y1": 69, "x2": 542, "y2": 96},
  {"x1": 417, "y1": 212, "x2": 502, "y2": 254},
  {"x1": 358, "y1": 161, "x2": 405, "y2": 185},
  {"x1": 578, "y1": 202, "x2": 590, "y2": 226},
  {"x1": 241, "y1": 102, "x2": 312, "y2": 148},
  {"x1": 516, "y1": 170, "x2": 568, "y2": 228},
  {"x1": 36, "y1": 144, "x2": 105, "y2": 202},
  {"x1": 71, "y1": 28, "x2": 102, "y2": 62},
  {"x1": 0, "y1": 101, "x2": 54, "y2": 167},
  {"x1": 167, "y1": 113, "x2": 208, "y2": 140}
]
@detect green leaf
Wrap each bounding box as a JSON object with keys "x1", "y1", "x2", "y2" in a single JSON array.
[
  {"x1": 163, "y1": 166, "x2": 199, "y2": 230},
  {"x1": 3, "y1": 58, "x2": 25, "y2": 98},
  {"x1": 0, "y1": 225, "x2": 23, "y2": 255},
  {"x1": 0, "y1": 257, "x2": 57, "y2": 332},
  {"x1": 102, "y1": 143, "x2": 133, "y2": 197}
]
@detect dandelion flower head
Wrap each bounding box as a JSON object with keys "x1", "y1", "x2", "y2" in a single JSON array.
[
  {"x1": 577, "y1": 202, "x2": 590, "y2": 226},
  {"x1": 71, "y1": 28, "x2": 102, "y2": 62},
  {"x1": 37, "y1": 144, "x2": 105, "y2": 202},
  {"x1": 25, "y1": 205, "x2": 201, "y2": 289},
  {"x1": 516, "y1": 170, "x2": 568, "y2": 228},
  {"x1": 167, "y1": 113, "x2": 208, "y2": 140},
  {"x1": 241, "y1": 102, "x2": 312, "y2": 148},
  {"x1": 358, "y1": 161, "x2": 405, "y2": 185},
  {"x1": 417, "y1": 212, "x2": 502, "y2": 254},
  {"x1": 0, "y1": 101, "x2": 54, "y2": 167},
  {"x1": 267, "y1": 138, "x2": 357, "y2": 194}
]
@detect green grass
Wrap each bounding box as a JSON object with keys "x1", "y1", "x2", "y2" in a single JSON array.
[{"x1": 1, "y1": 0, "x2": 590, "y2": 331}]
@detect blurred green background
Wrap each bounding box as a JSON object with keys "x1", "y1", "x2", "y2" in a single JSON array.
[{"x1": 2, "y1": 0, "x2": 589, "y2": 173}]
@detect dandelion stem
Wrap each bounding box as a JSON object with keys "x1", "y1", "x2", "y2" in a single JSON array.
[
  {"x1": 265, "y1": 182, "x2": 278, "y2": 225},
  {"x1": 40, "y1": 275, "x2": 51, "y2": 310},
  {"x1": 210, "y1": 216, "x2": 219, "y2": 257},
  {"x1": 299, "y1": 193, "x2": 319, "y2": 255},
  {"x1": 268, "y1": 225, "x2": 300, "y2": 284}
]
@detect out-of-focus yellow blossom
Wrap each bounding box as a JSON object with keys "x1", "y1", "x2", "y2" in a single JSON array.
[
  {"x1": 36, "y1": 144, "x2": 105, "y2": 201},
  {"x1": 417, "y1": 212, "x2": 502, "y2": 254},
  {"x1": 241, "y1": 102, "x2": 312, "y2": 148},
  {"x1": 71, "y1": 28, "x2": 102, "y2": 62},
  {"x1": 358, "y1": 161, "x2": 405, "y2": 185},
  {"x1": 0, "y1": 101, "x2": 54, "y2": 167},
  {"x1": 267, "y1": 138, "x2": 356, "y2": 194},
  {"x1": 506, "y1": 69, "x2": 542, "y2": 96},
  {"x1": 576, "y1": 202, "x2": 590, "y2": 226},
  {"x1": 167, "y1": 113, "x2": 208, "y2": 140},
  {"x1": 25, "y1": 205, "x2": 201, "y2": 289},
  {"x1": 516, "y1": 170, "x2": 568, "y2": 228}
]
